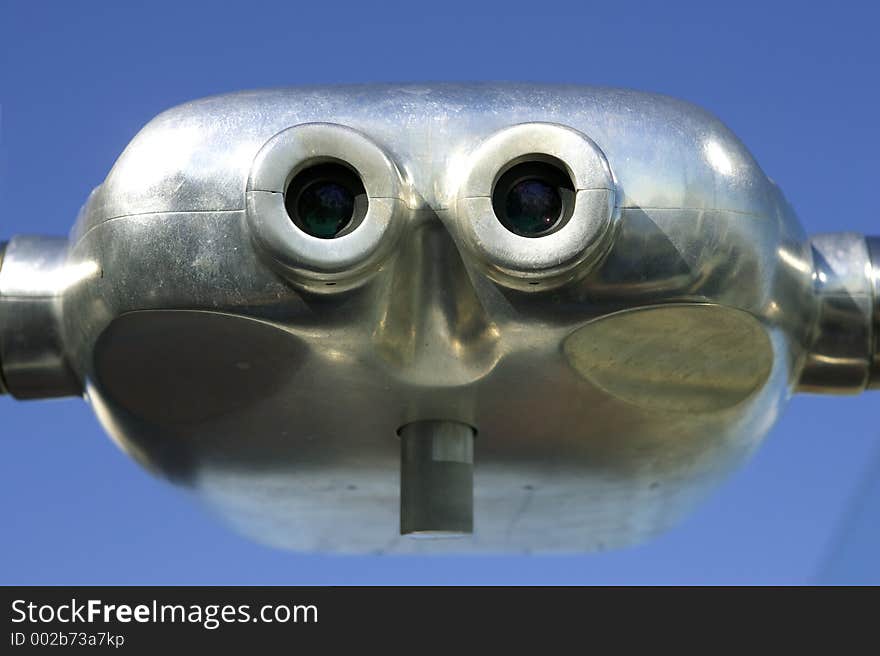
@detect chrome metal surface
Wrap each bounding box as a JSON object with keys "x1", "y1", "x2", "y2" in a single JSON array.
[
  {"x1": 1, "y1": 83, "x2": 875, "y2": 552},
  {"x1": 0, "y1": 236, "x2": 82, "y2": 399},
  {"x1": 799, "y1": 233, "x2": 875, "y2": 393}
]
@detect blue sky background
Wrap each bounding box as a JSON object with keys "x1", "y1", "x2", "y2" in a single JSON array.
[{"x1": 1, "y1": 0, "x2": 878, "y2": 584}]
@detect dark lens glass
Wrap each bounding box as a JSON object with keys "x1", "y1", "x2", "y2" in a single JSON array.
[
  {"x1": 503, "y1": 179, "x2": 563, "y2": 236},
  {"x1": 296, "y1": 181, "x2": 355, "y2": 238}
]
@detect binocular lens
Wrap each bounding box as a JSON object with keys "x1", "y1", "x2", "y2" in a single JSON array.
[
  {"x1": 492, "y1": 160, "x2": 574, "y2": 237},
  {"x1": 504, "y1": 179, "x2": 563, "y2": 236},
  {"x1": 297, "y1": 182, "x2": 355, "y2": 238},
  {"x1": 286, "y1": 163, "x2": 366, "y2": 239}
]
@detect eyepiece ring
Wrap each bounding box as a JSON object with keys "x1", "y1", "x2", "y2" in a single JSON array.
[
  {"x1": 454, "y1": 122, "x2": 618, "y2": 291},
  {"x1": 246, "y1": 123, "x2": 404, "y2": 289}
]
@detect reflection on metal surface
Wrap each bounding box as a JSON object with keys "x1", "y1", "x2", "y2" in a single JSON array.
[
  {"x1": 373, "y1": 216, "x2": 501, "y2": 387},
  {"x1": 798, "y1": 233, "x2": 874, "y2": 393},
  {"x1": 0, "y1": 83, "x2": 876, "y2": 552},
  {"x1": 703, "y1": 139, "x2": 735, "y2": 176},
  {"x1": 564, "y1": 305, "x2": 773, "y2": 413}
]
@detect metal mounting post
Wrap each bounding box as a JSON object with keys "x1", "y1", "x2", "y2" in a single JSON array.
[{"x1": 399, "y1": 420, "x2": 475, "y2": 537}]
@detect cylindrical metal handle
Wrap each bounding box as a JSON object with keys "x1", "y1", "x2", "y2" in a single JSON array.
[
  {"x1": 0, "y1": 235, "x2": 81, "y2": 399},
  {"x1": 799, "y1": 233, "x2": 877, "y2": 393}
]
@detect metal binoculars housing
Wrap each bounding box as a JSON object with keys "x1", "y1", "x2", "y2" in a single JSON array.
[{"x1": 1, "y1": 84, "x2": 876, "y2": 552}]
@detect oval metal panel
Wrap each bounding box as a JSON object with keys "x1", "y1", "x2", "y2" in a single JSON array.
[{"x1": 564, "y1": 304, "x2": 773, "y2": 413}]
